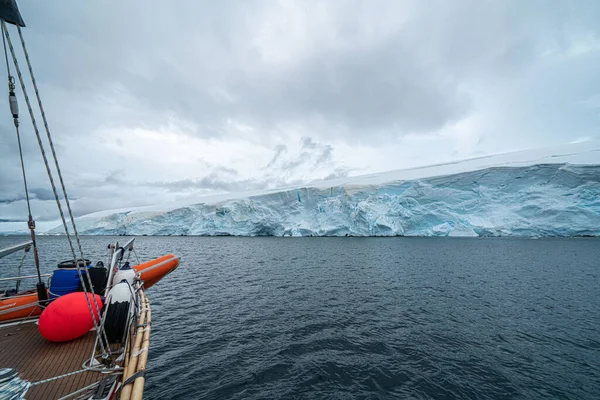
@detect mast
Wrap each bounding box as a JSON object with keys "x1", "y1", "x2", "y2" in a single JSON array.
[
  {"x1": 7, "y1": 68, "x2": 46, "y2": 297},
  {"x1": 1, "y1": 0, "x2": 110, "y2": 356},
  {"x1": 0, "y1": 1, "x2": 48, "y2": 304}
]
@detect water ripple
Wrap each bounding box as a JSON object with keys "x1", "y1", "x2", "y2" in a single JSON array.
[{"x1": 1, "y1": 236, "x2": 599, "y2": 399}]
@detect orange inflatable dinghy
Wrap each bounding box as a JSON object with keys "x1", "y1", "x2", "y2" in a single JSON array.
[
  {"x1": 0, "y1": 290, "x2": 42, "y2": 322},
  {"x1": 132, "y1": 254, "x2": 179, "y2": 289},
  {"x1": 1, "y1": 254, "x2": 179, "y2": 323}
]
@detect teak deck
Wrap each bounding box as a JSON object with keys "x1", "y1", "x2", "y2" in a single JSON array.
[{"x1": 0, "y1": 321, "x2": 103, "y2": 399}]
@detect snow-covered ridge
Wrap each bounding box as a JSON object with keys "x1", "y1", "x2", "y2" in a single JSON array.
[{"x1": 55, "y1": 141, "x2": 600, "y2": 237}]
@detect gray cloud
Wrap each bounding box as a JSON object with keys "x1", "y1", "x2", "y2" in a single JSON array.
[
  {"x1": 8, "y1": 1, "x2": 509, "y2": 142},
  {"x1": 265, "y1": 145, "x2": 288, "y2": 169},
  {"x1": 128, "y1": 137, "x2": 349, "y2": 193},
  {"x1": 263, "y1": 137, "x2": 340, "y2": 174},
  {"x1": 1, "y1": 135, "x2": 349, "y2": 223},
  {"x1": 10, "y1": 0, "x2": 599, "y2": 146}
]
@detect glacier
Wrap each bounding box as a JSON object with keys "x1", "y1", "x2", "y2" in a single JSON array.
[
  {"x1": 59, "y1": 167, "x2": 599, "y2": 237},
  {"x1": 48, "y1": 142, "x2": 600, "y2": 237}
]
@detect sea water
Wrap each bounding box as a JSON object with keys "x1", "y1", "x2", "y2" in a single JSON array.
[{"x1": 1, "y1": 236, "x2": 598, "y2": 399}]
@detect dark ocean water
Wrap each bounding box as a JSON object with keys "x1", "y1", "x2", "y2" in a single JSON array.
[{"x1": 1, "y1": 236, "x2": 599, "y2": 399}]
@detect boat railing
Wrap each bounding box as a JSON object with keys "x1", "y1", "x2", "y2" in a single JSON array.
[
  {"x1": 85, "y1": 237, "x2": 141, "y2": 372},
  {"x1": 0, "y1": 240, "x2": 32, "y2": 259},
  {"x1": 0, "y1": 240, "x2": 44, "y2": 301},
  {"x1": 105, "y1": 237, "x2": 135, "y2": 294},
  {"x1": 0, "y1": 274, "x2": 51, "y2": 283},
  {"x1": 0, "y1": 274, "x2": 52, "y2": 300}
]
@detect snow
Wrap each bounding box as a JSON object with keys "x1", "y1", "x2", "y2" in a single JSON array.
[{"x1": 47, "y1": 141, "x2": 600, "y2": 237}]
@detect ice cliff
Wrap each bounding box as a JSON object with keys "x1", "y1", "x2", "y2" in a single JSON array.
[
  {"x1": 45, "y1": 142, "x2": 600, "y2": 237},
  {"x1": 60, "y1": 161, "x2": 600, "y2": 237}
]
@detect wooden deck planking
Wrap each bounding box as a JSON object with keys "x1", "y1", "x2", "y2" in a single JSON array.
[{"x1": 0, "y1": 321, "x2": 104, "y2": 399}]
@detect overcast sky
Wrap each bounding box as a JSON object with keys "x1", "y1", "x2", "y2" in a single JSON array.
[{"x1": 1, "y1": 0, "x2": 599, "y2": 229}]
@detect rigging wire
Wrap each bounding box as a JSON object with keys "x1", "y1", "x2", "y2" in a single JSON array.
[
  {"x1": 132, "y1": 248, "x2": 141, "y2": 265},
  {"x1": 16, "y1": 24, "x2": 98, "y2": 313},
  {"x1": 2, "y1": 21, "x2": 43, "y2": 288},
  {"x1": 15, "y1": 244, "x2": 30, "y2": 293},
  {"x1": 1, "y1": 20, "x2": 110, "y2": 358},
  {"x1": 2, "y1": 20, "x2": 10, "y2": 78}
]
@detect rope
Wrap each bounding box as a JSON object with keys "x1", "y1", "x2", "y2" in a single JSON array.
[
  {"x1": 30, "y1": 368, "x2": 88, "y2": 387},
  {"x1": 1, "y1": 22, "x2": 109, "y2": 357},
  {"x1": 0, "y1": 375, "x2": 30, "y2": 399},
  {"x1": 12, "y1": 124, "x2": 31, "y2": 213},
  {"x1": 16, "y1": 25, "x2": 101, "y2": 321},
  {"x1": 57, "y1": 381, "x2": 100, "y2": 400},
  {"x1": 131, "y1": 347, "x2": 148, "y2": 357},
  {"x1": 2, "y1": 22, "x2": 43, "y2": 287},
  {"x1": 32, "y1": 369, "x2": 123, "y2": 390},
  {"x1": 1, "y1": 22, "x2": 10, "y2": 76}
]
